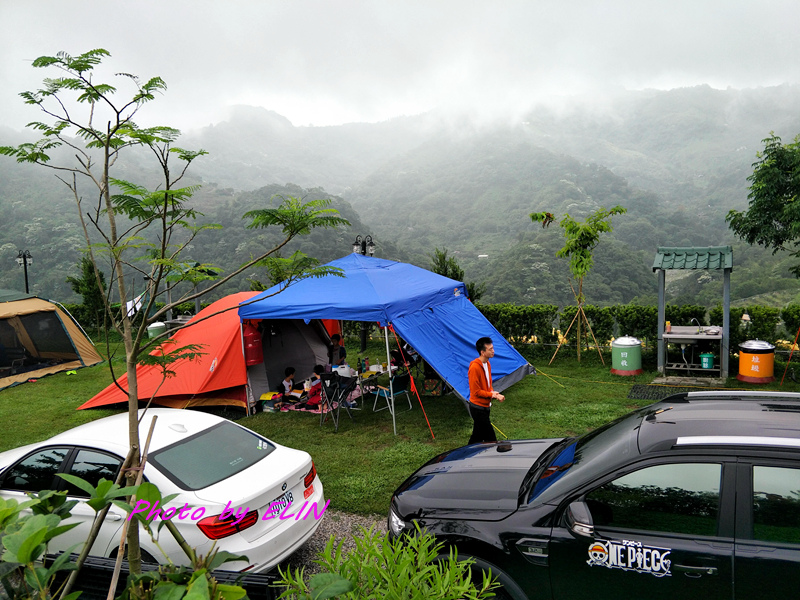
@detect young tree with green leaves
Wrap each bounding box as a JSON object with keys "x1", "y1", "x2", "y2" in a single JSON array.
[
  {"x1": 0, "y1": 49, "x2": 348, "y2": 575},
  {"x1": 246, "y1": 247, "x2": 339, "y2": 290},
  {"x1": 726, "y1": 133, "x2": 800, "y2": 276},
  {"x1": 428, "y1": 247, "x2": 486, "y2": 302},
  {"x1": 530, "y1": 205, "x2": 626, "y2": 362},
  {"x1": 67, "y1": 255, "x2": 107, "y2": 330}
]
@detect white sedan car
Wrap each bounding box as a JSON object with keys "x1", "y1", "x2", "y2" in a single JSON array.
[{"x1": 0, "y1": 409, "x2": 325, "y2": 572}]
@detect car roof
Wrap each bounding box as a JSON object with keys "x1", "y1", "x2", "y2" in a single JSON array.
[
  {"x1": 45, "y1": 408, "x2": 239, "y2": 455},
  {"x1": 638, "y1": 391, "x2": 800, "y2": 454}
]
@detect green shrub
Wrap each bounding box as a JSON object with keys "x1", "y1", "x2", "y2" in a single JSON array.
[
  {"x1": 0, "y1": 493, "x2": 82, "y2": 600},
  {"x1": 477, "y1": 303, "x2": 558, "y2": 344},
  {"x1": 474, "y1": 301, "x2": 788, "y2": 353},
  {"x1": 583, "y1": 305, "x2": 615, "y2": 344},
  {"x1": 781, "y1": 304, "x2": 800, "y2": 341},
  {"x1": 665, "y1": 305, "x2": 706, "y2": 327},
  {"x1": 1, "y1": 479, "x2": 248, "y2": 600},
  {"x1": 709, "y1": 305, "x2": 781, "y2": 349},
  {"x1": 276, "y1": 525, "x2": 499, "y2": 600},
  {"x1": 610, "y1": 304, "x2": 657, "y2": 342}
]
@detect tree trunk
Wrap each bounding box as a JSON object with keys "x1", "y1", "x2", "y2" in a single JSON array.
[
  {"x1": 576, "y1": 278, "x2": 583, "y2": 363},
  {"x1": 125, "y1": 352, "x2": 143, "y2": 575}
]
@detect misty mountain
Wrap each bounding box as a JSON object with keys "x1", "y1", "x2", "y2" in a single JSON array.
[
  {"x1": 520, "y1": 84, "x2": 800, "y2": 206},
  {"x1": 2, "y1": 85, "x2": 799, "y2": 307},
  {"x1": 181, "y1": 106, "x2": 445, "y2": 194},
  {"x1": 340, "y1": 85, "x2": 800, "y2": 304}
]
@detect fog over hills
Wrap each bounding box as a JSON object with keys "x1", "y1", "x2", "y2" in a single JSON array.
[
  {"x1": 2, "y1": 85, "x2": 800, "y2": 306},
  {"x1": 181, "y1": 107, "x2": 446, "y2": 195}
]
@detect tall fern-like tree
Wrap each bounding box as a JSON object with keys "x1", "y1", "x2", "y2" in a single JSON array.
[{"x1": 0, "y1": 49, "x2": 348, "y2": 577}]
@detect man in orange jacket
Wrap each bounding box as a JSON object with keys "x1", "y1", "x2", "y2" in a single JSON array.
[{"x1": 468, "y1": 336, "x2": 505, "y2": 444}]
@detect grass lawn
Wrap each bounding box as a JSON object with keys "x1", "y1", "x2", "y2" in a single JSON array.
[{"x1": 3, "y1": 340, "x2": 800, "y2": 516}]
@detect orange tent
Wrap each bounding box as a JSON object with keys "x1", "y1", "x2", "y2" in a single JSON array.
[
  {"x1": 79, "y1": 292, "x2": 331, "y2": 411},
  {"x1": 80, "y1": 293, "x2": 257, "y2": 410}
]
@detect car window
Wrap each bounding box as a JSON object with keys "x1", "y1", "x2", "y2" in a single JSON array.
[
  {"x1": 1, "y1": 447, "x2": 70, "y2": 492},
  {"x1": 529, "y1": 410, "x2": 640, "y2": 504},
  {"x1": 63, "y1": 449, "x2": 123, "y2": 497},
  {"x1": 149, "y1": 421, "x2": 276, "y2": 490},
  {"x1": 752, "y1": 465, "x2": 800, "y2": 544},
  {"x1": 585, "y1": 463, "x2": 721, "y2": 536}
]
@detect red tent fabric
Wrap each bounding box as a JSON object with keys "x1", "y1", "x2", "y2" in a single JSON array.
[
  {"x1": 321, "y1": 319, "x2": 342, "y2": 337},
  {"x1": 79, "y1": 292, "x2": 258, "y2": 410}
]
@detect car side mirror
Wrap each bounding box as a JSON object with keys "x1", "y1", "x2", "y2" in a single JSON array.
[{"x1": 566, "y1": 501, "x2": 594, "y2": 538}]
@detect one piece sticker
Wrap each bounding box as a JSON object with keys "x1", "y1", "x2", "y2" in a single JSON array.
[{"x1": 587, "y1": 539, "x2": 671, "y2": 577}]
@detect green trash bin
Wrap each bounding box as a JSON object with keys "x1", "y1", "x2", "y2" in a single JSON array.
[
  {"x1": 611, "y1": 336, "x2": 643, "y2": 376},
  {"x1": 147, "y1": 322, "x2": 166, "y2": 339},
  {"x1": 700, "y1": 353, "x2": 714, "y2": 369}
]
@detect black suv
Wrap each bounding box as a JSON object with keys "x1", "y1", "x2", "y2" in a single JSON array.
[{"x1": 388, "y1": 391, "x2": 800, "y2": 599}]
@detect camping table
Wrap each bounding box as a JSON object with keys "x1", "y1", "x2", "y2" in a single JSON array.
[
  {"x1": 357, "y1": 367, "x2": 399, "y2": 403},
  {"x1": 164, "y1": 316, "x2": 193, "y2": 331},
  {"x1": 357, "y1": 371, "x2": 381, "y2": 398},
  {"x1": 320, "y1": 374, "x2": 358, "y2": 433}
]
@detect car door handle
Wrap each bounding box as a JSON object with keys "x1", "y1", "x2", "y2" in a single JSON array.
[
  {"x1": 674, "y1": 564, "x2": 718, "y2": 577},
  {"x1": 73, "y1": 504, "x2": 123, "y2": 521}
]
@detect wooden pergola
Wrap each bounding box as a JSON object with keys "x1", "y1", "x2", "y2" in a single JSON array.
[{"x1": 653, "y1": 246, "x2": 733, "y2": 379}]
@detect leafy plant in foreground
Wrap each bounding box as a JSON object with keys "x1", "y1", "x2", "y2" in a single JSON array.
[
  {"x1": 0, "y1": 494, "x2": 81, "y2": 600},
  {"x1": 276, "y1": 525, "x2": 499, "y2": 600}
]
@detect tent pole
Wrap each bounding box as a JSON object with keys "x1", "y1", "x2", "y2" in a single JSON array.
[
  {"x1": 241, "y1": 322, "x2": 250, "y2": 417},
  {"x1": 385, "y1": 325, "x2": 396, "y2": 435}
]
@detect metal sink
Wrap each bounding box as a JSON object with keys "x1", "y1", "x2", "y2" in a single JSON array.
[{"x1": 663, "y1": 325, "x2": 722, "y2": 344}]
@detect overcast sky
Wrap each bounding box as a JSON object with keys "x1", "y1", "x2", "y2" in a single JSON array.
[{"x1": 1, "y1": 0, "x2": 798, "y2": 133}]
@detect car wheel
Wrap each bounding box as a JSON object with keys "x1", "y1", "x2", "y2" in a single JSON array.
[
  {"x1": 492, "y1": 589, "x2": 514, "y2": 600},
  {"x1": 442, "y1": 553, "x2": 529, "y2": 600}
]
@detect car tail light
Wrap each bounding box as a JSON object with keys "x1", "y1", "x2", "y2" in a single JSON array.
[
  {"x1": 304, "y1": 462, "x2": 317, "y2": 488},
  {"x1": 197, "y1": 509, "x2": 258, "y2": 540}
]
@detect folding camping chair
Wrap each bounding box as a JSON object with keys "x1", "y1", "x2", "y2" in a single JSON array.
[
  {"x1": 319, "y1": 372, "x2": 357, "y2": 433},
  {"x1": 372, "y1": 370, "x2": 413, "y2": 414},
  {"x1": 7, "y1": 347, "x2": 26, "y2": 375},
  {"x1": 391, "y1": 343, "x2": 424, "y2": 379}
]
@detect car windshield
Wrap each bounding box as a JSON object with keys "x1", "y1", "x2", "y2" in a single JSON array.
[
  {"x1": 149, "y1": 421, "x2": 275, "y2": 490},
  {"x1": 527, "y1": 409, "x2": 642, "y2": 504}
]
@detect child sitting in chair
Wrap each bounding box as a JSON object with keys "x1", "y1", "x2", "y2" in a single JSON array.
[
  {"x1": 307, "y1": 365, "x2": 324, "y2": 406},
  {"x1": 295, "y1": 365, "x2": 325, "y2": 410}
]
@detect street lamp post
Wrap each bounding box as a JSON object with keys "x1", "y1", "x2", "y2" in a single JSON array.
[
  {"x1": 16, "y1": 250, "x2": 33, "y2": 294},
  {"x1": 352, "y1": 235, "x2": 375, "y2": 256},
  {"x1": 352, "y1": 235, "x2": 375, "y2": 351}
]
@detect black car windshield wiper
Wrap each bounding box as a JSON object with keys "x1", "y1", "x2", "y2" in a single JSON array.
[{"x1": 519, "y1": 437, "x2": 576, "y2": 501}]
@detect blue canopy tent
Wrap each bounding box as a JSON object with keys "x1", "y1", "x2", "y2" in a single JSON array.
[{"x1": 238, "y1": 254, "x2": 535, "y2": 432}]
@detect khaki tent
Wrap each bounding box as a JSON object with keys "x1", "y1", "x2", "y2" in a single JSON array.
[{"x1": 0, "y1": 290, "x2": 102, "y2": 390}]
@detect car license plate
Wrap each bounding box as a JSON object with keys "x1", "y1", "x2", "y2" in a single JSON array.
[{"x1": 269, "y1": 490, "x2": 294, "y2": 516}]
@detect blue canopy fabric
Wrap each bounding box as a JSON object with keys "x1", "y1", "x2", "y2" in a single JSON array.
[{"x1": 238, "y1": 254, "x2": 534, "y2": 401}]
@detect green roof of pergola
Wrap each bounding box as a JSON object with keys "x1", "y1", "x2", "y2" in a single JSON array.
[
  {"x1": 652, "y1": 246, "x2": 733, "y2": 271},
  {"x1": 652, "y1": 246, "x2": 733, "y2": 379}
]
